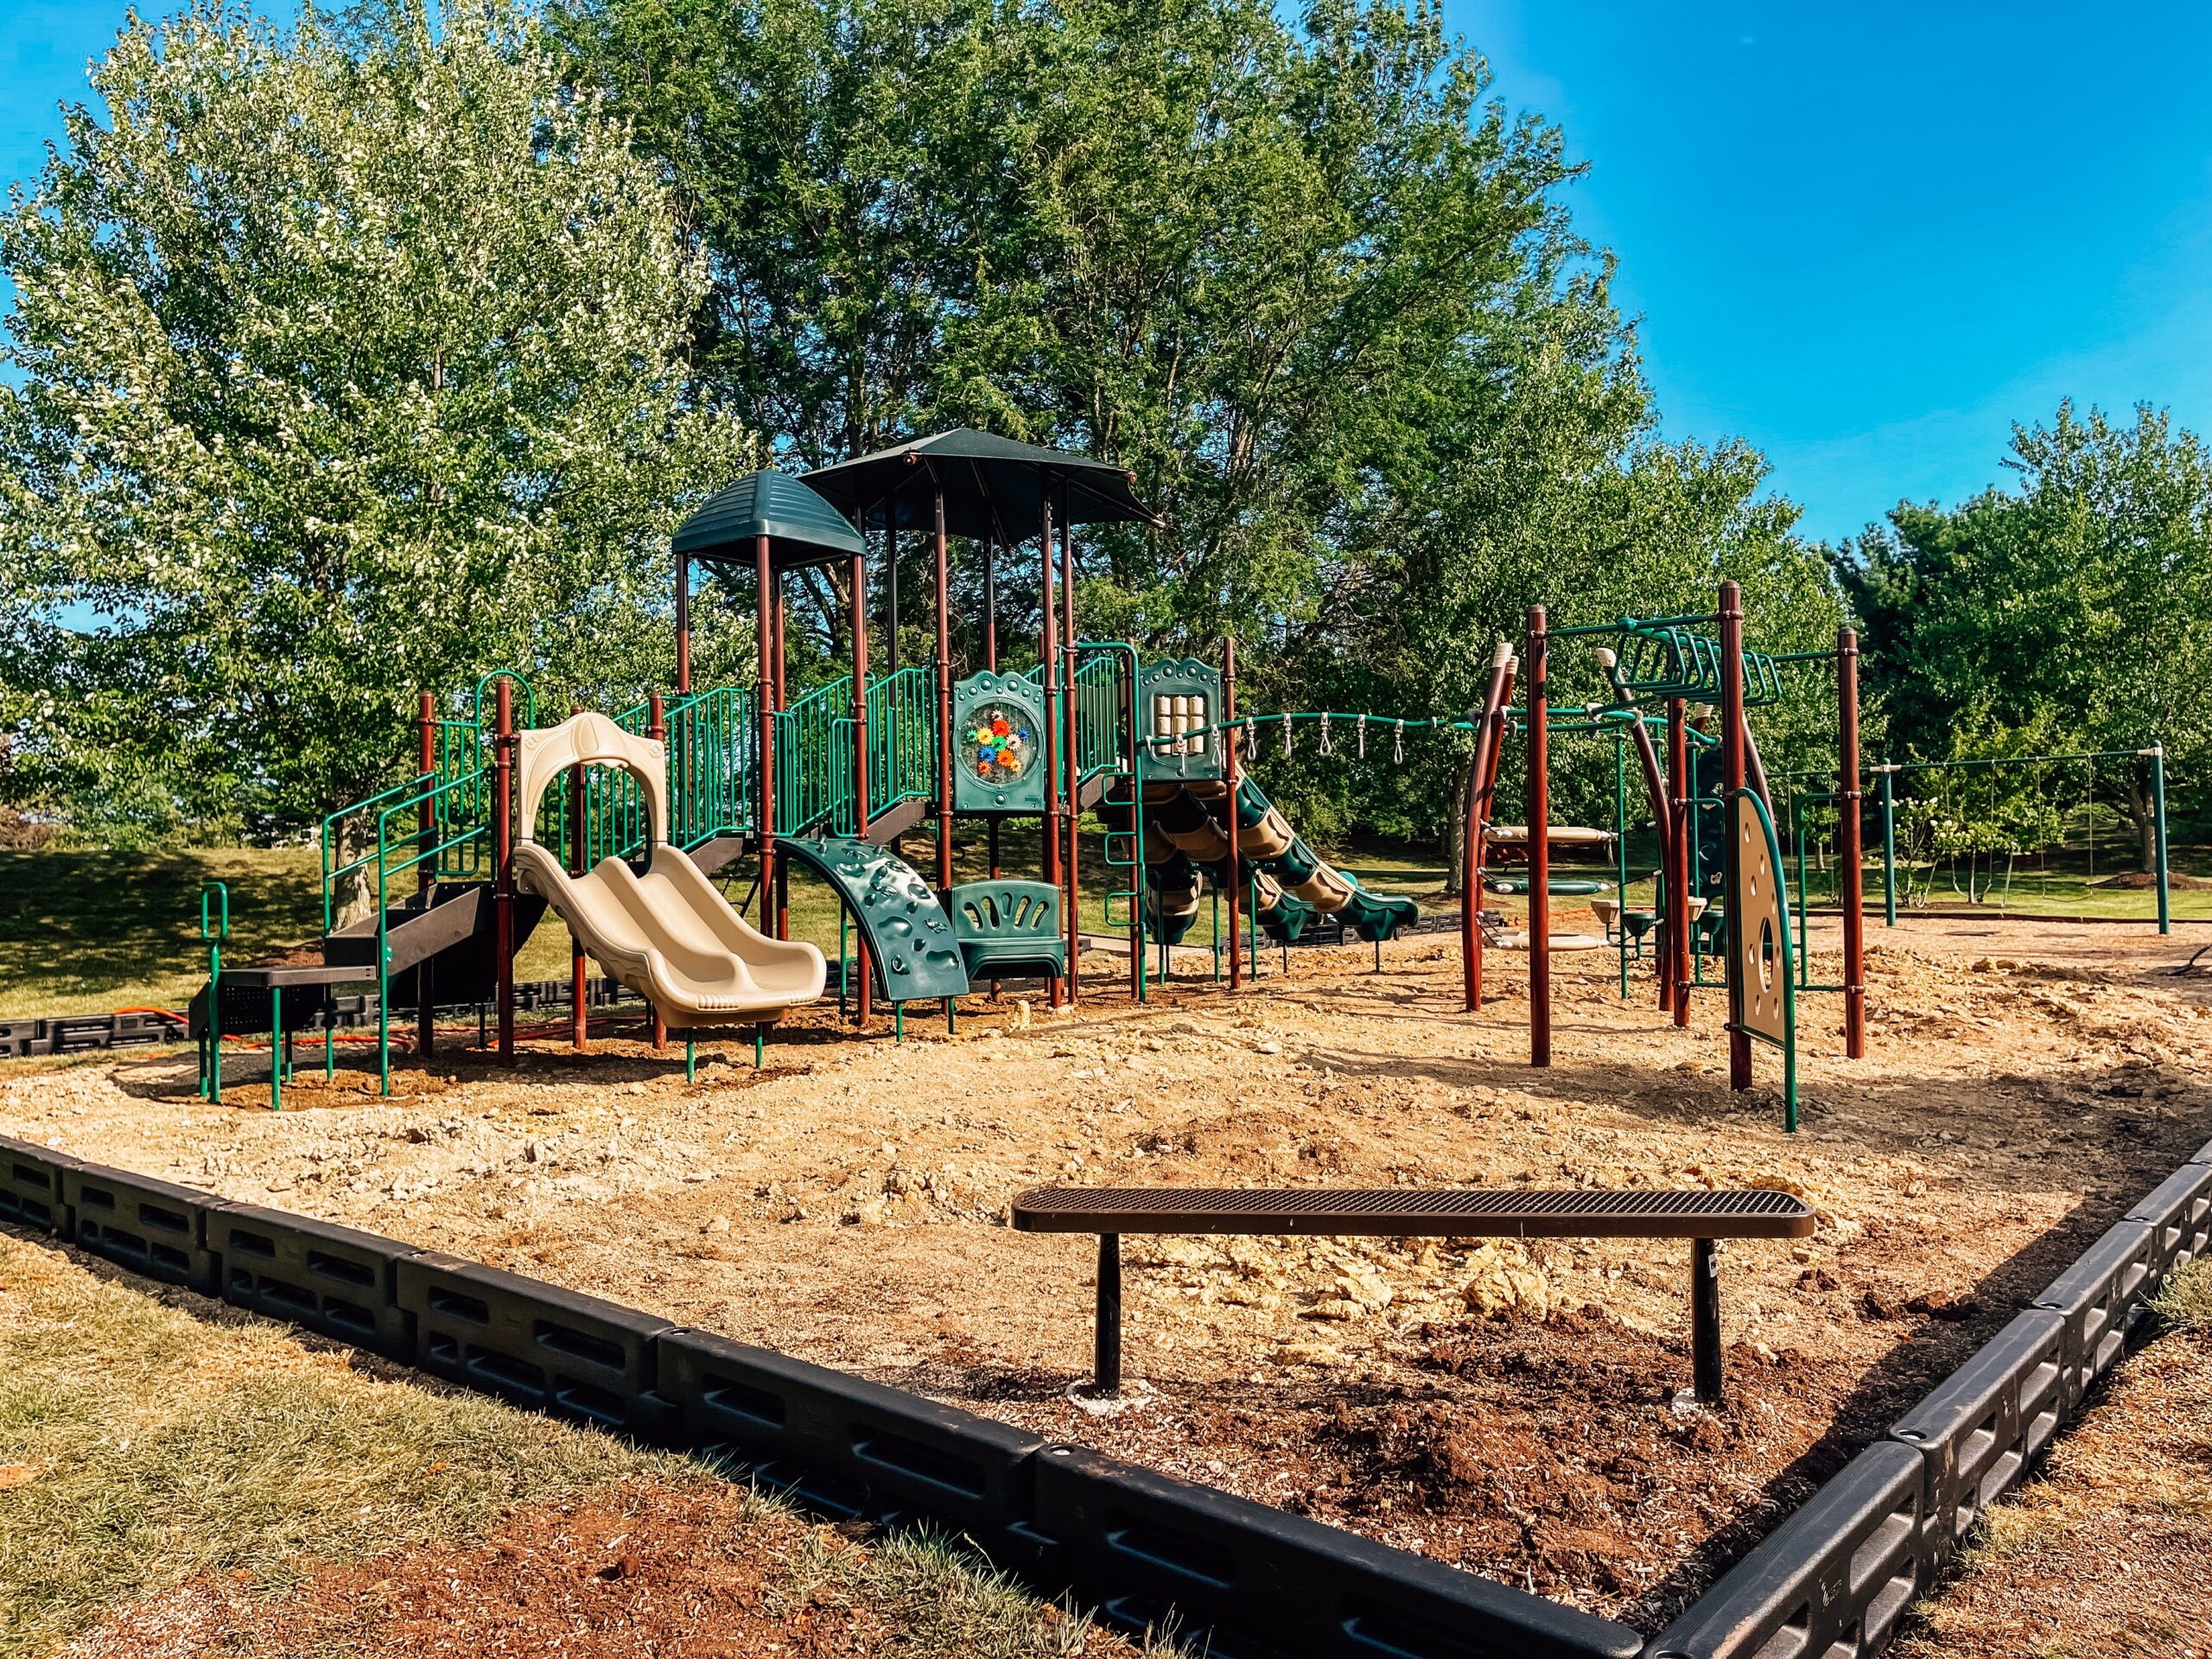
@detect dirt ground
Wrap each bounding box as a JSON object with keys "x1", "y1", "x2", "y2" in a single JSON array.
[
  {"x1": 1891, "y1": 1269, "x2": 2212, "y2": 1659},
  {"x1": 66, "y1": 1478, "x2": 1137, "y2": 1659},
  {"x1": 7, "y1": 912, "x2": 2211, "y2": 1635}
]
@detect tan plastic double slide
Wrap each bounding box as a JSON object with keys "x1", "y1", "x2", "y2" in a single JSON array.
[{"x1": 511, "y1": 713, "x2": 825, "y2": 1028}]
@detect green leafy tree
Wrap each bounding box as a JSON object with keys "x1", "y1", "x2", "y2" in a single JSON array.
[
  {"x1": 1896, "y1": 705, "x2": 2069, "y2": 905},
  {"x1": 556, "y1": 0, "x2": 1841, "y2": 867},
  {"x1": 0, "y1": 0, "x2": 747, "y2": 845},
  {"x1": 1840, "y1": 401, "x2": 2212, "y2": 871}
]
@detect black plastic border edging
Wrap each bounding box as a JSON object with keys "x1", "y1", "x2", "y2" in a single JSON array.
[
  {"x1": 12, "y1": 1130, "x2": 2203, "y2": 1659},
  {"x1": 0, "y1": 1133, "x2": 1641, "y2": 1659},
  {"x1": 1643, "y1": 1135, "x2": 2212, "y2": 1659}
]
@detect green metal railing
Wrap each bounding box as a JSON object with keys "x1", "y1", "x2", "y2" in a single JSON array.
[
  {"x1": 1612, "y1": 624, "x2": 1785, "y2": 707},
  {"x1": 776, "y1": 677, "x2": 852, "y2": 836},
  {"x1": 818, "y1": 665, "x2": 935, "y2": 836},
  {"x1": 1071, "y1": 653, "x2": 1128, "y2": 784}
]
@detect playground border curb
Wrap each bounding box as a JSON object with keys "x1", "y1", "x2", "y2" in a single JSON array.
[
  {"x1": 0, "y1": 1133, "x2": 1640, "y2": 1659},
  {"x1": 1642, "y1": 1136, "x2": 2211, "y2": 1659},
  {"x1": 6, "y1": 1130, "x2": 2207, "y2": 1658}
]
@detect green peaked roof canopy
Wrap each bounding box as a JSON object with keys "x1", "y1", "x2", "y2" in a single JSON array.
[
  {"x1": 672, "y1": 469, "x2": 866, "y2": 569},
  {"x1": 802, "y1": 428, "x2": 1159, "y2": 543}
]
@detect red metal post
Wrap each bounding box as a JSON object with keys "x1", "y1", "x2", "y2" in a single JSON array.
[
  {"x1": 1062, "y1": 504, "x2": 1081, "y2": 1001},
  {"x1": 1039, "y1": 496, "x2": 1061, "y2": 1003},
  {"x1": 1462, "y1": 641, "x2": 1513, "y2": 1012},
  {"x1": 1719, "y1": 581, "x2": 1751, "y2": 1090},
  {"x1": 850, "y1": 545, "x2": 874, "y2": 1026},
  {"x1": 493, "y1": 677, "x2": 515, "y2": 1066},
  {"x1": 1668, "y1": 697, "x2": 1691, "y2": 1027},
  {"x1": 646, "y1": 694, "x2": 668, "y2": 1051},
  {"x1": 1224, "y1": 637, "x2": 1241, "y2": 993},
  {"x1": 934, "y1": 485, "x2": 954, "y2": 906},
  {"x1": 985, "y1": 532, "x2": 1000, "y2": 880},
  {"x1": 1526, "y1": 607, "x2": 1551, "y2": 1067},
  {"x1": 569, "y1": 702, "x2": 588, "y2": 1052},
  {"x1": 756, "y1": 534, "x2": 778, "y2": 936},
  {"x1": 417, "y1": 693, "x2": 437, "y2": 1060},
  {"x1": 772, "y1": 578, "x2": 788, "y2": 939},
  {"x1": 1469, "y1": 657, "x2": 1516, "y2": 1014},
  {"x1": 1839, "y1": 625, "x2": 1867, "y2": 1058},
  {"x1": 676, "y1": 551, "x2": 691, "y2": 696}
]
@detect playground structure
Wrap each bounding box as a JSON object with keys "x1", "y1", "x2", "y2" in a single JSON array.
[
  {"x1": 189, "y1": 431, "x2": 1430, "y2": 1102},
  {"x1": 182, "y1": 421, "x2": 1909, "y2": 1135},
  {"x1": 1456, "y1": 586, "x2": 1870, "y2": 1130}
]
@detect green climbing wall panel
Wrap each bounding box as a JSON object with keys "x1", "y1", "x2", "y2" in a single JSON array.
[
  {"x1": 777, "y1": 836, "x2": 970, "y2": 1002},
  {"x1": 1135, "y1": 658, "x2": 1225, "y2": 785}
]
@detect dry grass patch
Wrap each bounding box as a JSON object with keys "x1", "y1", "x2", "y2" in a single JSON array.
[
  {"x1": 0, "y1": 1235, "x2": 1147, "y2": 1659},
  {"x1": 1895, "y1": 1260, "x2": 2212, "y2": 1657}
]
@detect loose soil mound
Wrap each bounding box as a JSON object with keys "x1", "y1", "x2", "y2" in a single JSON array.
[
  {"x1": 69, "y1": 1481, "x2": 1126, "y2": 1659},
  {"x1": 2091, "y1": 869, "x2": 2212, "y2": 889}
]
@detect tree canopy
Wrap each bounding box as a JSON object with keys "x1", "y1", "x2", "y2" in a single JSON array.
[
  {"x1": 3, "y1": 0, "x2": 1851, "y2": 853},
  {"x1": 1838, "y1": 401, "x2": 2212, "y2": 869},
  {"x1": 0, "y1": 0, "x2": 745, "y2": 843},
  {"x1": 555, "y1": 0, "x2": 1845, "y2": 846}
]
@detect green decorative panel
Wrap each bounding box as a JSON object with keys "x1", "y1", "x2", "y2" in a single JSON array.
[
  {"x1": 952, "y1": 671, "x2": 1047, "y2": 813},
  {"x1": 1135, "y1": 658, "x2": 1224, "y2": 784}
]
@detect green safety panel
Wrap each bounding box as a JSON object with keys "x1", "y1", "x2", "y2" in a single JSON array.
[
  {"x1": 1484, "y1": 877, "x2": 1611, "y2": 896},
  {"x1": 951, "y1": 671, "x2": 1049, "y2": 814},
  {"x1": 777, "y1": 836, "x2": 970, "y2": 1002},
  {"x1": 950, "y1": 880, "x2": 1067, "y2": 981},
  {"x1": 1135, "y1": 658, "x2": 1225, "y2": 784}
]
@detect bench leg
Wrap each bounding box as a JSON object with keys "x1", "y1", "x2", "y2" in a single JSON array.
[
  {"x1": 1095, "y1": 1232, "x2": 1122, "y2": 1394},
  {"x1": 1693, "y1": 1236, "x2": 1723, "y2": 1406}
]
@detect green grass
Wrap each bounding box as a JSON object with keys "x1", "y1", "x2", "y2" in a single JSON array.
[
  {"x1": 0, "y1": 1234, "x2": 1145, "y2": 1657},
  {"x1": 2152, "y1": 1258, "x2": 2212, "y2": 1332},
  {"x1": 0, "y1": 848, "x2": 326, "y2": 1020},
  {"x1": 0, "y1": 1233, "x2": 676, "y2": 1652},
  {"x1": 1789, "y1": 856, "x2": 2212, "y2": 923}
]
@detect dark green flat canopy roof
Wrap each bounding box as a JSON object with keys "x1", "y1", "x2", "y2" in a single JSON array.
[
  {"x1": 803, "y1": 428, "x2": 1159, "y2": 543},
  {"x1": 672, "y1": 469, "x2": 866, "y2": 569}
]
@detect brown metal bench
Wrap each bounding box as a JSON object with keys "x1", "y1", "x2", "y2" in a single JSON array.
[{"x1": 1009, "y1": 1186, "x2": 1816, "y2": 1405}]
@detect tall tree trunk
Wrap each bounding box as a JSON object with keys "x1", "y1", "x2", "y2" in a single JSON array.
[{"x1": 2126, "y1": 770, "x2": 2156, "y2": 874}]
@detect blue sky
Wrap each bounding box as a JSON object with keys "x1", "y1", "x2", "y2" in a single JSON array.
[
  {"x1": 1446, "y1": 3, "x2": 2212, "y2": 544},
  {"x1": 9, "y1": 3, "x2": 2212, "y2": 548}
]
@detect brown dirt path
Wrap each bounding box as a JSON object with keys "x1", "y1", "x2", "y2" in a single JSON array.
[{"x1": 8, "y1": 913, "x2": 2211, "y2": 1632}]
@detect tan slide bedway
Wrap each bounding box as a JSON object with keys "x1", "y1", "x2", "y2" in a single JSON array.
[{"x1": 512, "y1": 713, "x2": 825, "y2": 1027}]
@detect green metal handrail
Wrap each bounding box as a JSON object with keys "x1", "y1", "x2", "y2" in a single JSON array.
[
  {"x1": 829, "y1": 666, "x2": 934, "y2": 836},
  {"x1": 1071, "y1": 653, "x2": 1127, "y2": 785},
  {"x1": 777, "y1": 676, "x2": 853, "y2": 836},
  {"x1": 321, "y1": 772, "x2": 435, "y2": 935}
]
